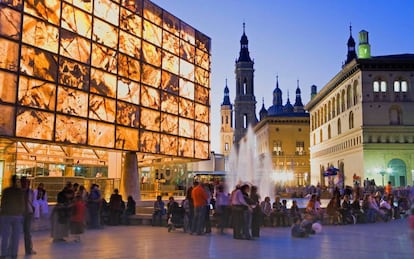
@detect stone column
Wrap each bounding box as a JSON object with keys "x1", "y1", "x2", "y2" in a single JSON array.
[{"x1": 121, "y1": 151, "x2": 140, "y2": 202}]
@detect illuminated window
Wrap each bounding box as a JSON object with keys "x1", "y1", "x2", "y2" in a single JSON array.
[
  {"x1": 373, "y1": 81, "x2": 379, "y2": 92},
  {"x1": 273, "y1": 141, "x2": 282, "y2": 155},
  {"x1": 401, "y1": 81, "x2": 408, "y2": 92},
  {"x1": 394, "y1": 80, "x2": 408, "y2": 92},
  {"x1": 225, "y1": 143, "x2": 229, "y2": 151},
  {"x1": 380, "y1": 81, "x2": 387, "y2": 92},
  {"x1": 243, "y1": 114, "x2": 247, "y2": 128},
  {"x1": 243, "y1": 79, "x2": 247, "y2": 95},
  {"x1": 295, "y1": 141, "x2": 304, "y2": 155}
]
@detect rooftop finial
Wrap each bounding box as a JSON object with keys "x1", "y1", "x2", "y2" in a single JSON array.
[
  {"x1": 349, "y1": 23, "x2": 352, "y2": 36},
  {"x1": 297, "y1": 79, "x2": 300, "y2": 88},
  {"x1": 243, "y1": 22, "x2": 245, "y2": 34}
]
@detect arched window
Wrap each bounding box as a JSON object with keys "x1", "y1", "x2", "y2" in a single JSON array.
[
  {"x1": 243, "y1": 79, "x2": 247, "y2": 95},
  {"x1": 341, "y1": 90, "x2": 346, "y2": 112},
  {"x1": 353, "y1": 82, "x2": 358, "y2": 105},
  {"x1": 337, "y1": 118, "x2": 341, "y2": 134},
  {"x1": 336, "y1": 94, "x2": 340, "y2": 115},
  {"x1": 243, "y1": 114, "x2": 248, "y2": 128},
  {"x1": 347, "y1": 85, "x2": 352, "y2": 108},
  {"x1": 349, "y1": 111, "x2": 354, "y2": 129},
  {"x1": 319, "y1": 129, "x2": 323, "y2": 143},
  {"x1": 328, "y1": 101, "x2": 331, "y2": 120},
  {"x1": 328, "y1": 124, "x2": 331, "y2": 139},
  {"x1": 380, "y1": 81, "x2": 387, "y2": 92},
  {"x1": 373, "y1": 81, "x2": 380, "y2": 92},
  {"x1": 332, "y1": 97, "x2": 336, "y2": 117},
  {"x1": 394, "y1": 80, "x2": 408, "y2": 92},
  {"x1": 389, "y1": 106, "x2": 402, "y2": 125}
]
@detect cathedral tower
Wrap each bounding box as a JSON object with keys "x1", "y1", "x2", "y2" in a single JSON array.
[
  {"x1": 233, "y1": 23, "x2": 258, "y2": 146},
  {"x1": 220, "y1": 80, "x2": 234, "y2": 156}
]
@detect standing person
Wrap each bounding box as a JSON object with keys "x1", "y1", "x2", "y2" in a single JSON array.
[
  {"x1": 33, "y1": 183, "x2": 48, "y2": 219},
  {"x1": 231, "y1": 184, "x2": 251, "y2": 239},
  {"x1": 0, "y1": 175, "x2": 24, "y2": 258},
  {"x1": 87, "y1": 184, "x2": 102, "y2": 229},
  {"x1": 261, "y1": 197, "x2": 272, "y2": 227},
  {"x1": 215, "y1": 185, "x2": 230, "y2": 234},
  {"x1": 51, "y1": 184, "x2": 72, "y2": 242},
  {"x1": 109, "y1": 189, "x2": 123, "y2": 225},
  {"x1": 152, "y1": 195, "x2": 165, "y2": 226},
  {"x1": 191, "y1": 181, "x2": 208, "y2": 235},
  {"x1": 70, "y1": 194, "x2": 86, "y2": 242},
  {"x1": 385, "y1": 181, "x2": 392, "y2": 195},
  {"x1": 182, "y1": 190, "x2": 193, "y2": 233},
  {"x1": 250, "y1": 186, "x2": 261, "y2": 238},
  {"x1": 20, "y1": 177, "x2": 36, "y2": 255}
]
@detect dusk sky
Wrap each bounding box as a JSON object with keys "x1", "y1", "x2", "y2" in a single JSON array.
[{"x1": 152, "y1": 0, "x2": 414, "y2": 153}]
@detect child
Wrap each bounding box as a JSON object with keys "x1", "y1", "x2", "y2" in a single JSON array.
[
  {"x1": 291, "y1": 217, "x2": 308, "y2": 238},
  {"x1": 71, "y1": 194, "x2": 86, "y2": 242}
]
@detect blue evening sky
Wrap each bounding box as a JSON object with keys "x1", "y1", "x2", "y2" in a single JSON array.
[{"x1": 152, "y1": 0, "x2": 414, "y2": 153}]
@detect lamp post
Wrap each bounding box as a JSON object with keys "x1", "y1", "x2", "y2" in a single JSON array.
[{"x1": 377, "y1": 167, "x2": 392, "y2": 186}]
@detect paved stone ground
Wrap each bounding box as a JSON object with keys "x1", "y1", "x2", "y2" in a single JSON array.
[{"x1": 17, "y1": 219, "x2": 413, "y2": 258}]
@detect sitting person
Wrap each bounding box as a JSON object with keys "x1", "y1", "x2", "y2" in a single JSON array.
[
  {"x1": 291, "y1": 217, "x2": 309, "y2": 238},
  {"x1": 33, "y1": 183, "x2": 48, "y2": 219},
  {"x1": 260, "y1": 196, "x2": 272, "y2": 227},
  {"x1": 340, "y1": 194, "x2": 354, "y2": 224},
  {"x1": 122, "y1": 196, "x2": 136, "y2": 225},
  {"x1": 380, "y1": 196, "x2": 393, "y2": 220},
  {"x1": 166, "y1": 196, "x2": 179, "y2": 224},
  {"x1": 290, "y1": 200, "x2": 302, "y2": 222},
  {"x1": 152, "y1": 195, "x2": 165, "y2": 226},
  {"x1": 326, "y1": 196, "x2": 341, "y2": 225},
  {"x1": 300, "y1": 214, "x2": 316, "y2": 235},
  {"x1": 351, "y1": 195, "x2": 365, "y2": 223}
]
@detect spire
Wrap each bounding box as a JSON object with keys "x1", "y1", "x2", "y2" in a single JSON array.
[
  {"x1": 259, "y1": 97, "x2": 268, "y2": 120},
  {"x1": 222, "y1": 79, "x2": 232, "y2": 106},
  {"x1": 237, "y1": 22, "x2": 252, "y2": 62},
  {"x1": 294, "y1": 79, "x2": 304, "y2": 112},
  {"x1": 273, "y1": 75, "x2": 282, "y2": 106},
  {"x1": 283, "y1": 90, "x2": 294, "y2": 113},
  {"x1": 345, "y1": 24, "x2": 357, "y2": 65}
]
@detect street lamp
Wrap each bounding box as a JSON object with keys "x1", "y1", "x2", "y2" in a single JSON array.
[{"x1": 377, "y1": 167, "x2": 392, "y2": 186}]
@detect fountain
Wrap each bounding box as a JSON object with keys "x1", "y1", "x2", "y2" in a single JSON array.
[{"x1": 226, "y1": 126, "x2": 275, "y2": 198}]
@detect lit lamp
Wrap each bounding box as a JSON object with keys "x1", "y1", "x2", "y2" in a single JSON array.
[{"x1": 376, "y1": 167, "x2": 392, "y2": 186}]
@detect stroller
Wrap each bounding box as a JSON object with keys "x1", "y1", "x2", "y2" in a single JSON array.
[{"x1": 167, "y1": 205, "x2": 185, "y2": 232}]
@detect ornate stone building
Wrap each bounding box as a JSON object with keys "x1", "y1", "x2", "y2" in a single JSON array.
[{"x1": 305, "y1": 28, "x2": 414, "y2": 187}]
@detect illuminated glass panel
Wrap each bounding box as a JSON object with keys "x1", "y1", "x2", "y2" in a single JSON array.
[
  {"x1": 117, "y1": 78, "x2": 140, "y2": 105},
  {"x1": 88, "y1": 120, "x2": 115, "y2": 148},
  {"x1": 16, "y1": 107, "x2": 54, "y2": 140},
  {"x1": 160, "y1": 134, "x2": 177, "y2": 156},
  {"x1": 394, "y1": 81, "x2": 400, "y2": 92},
  {"x1": 162, "y1": 31, "x2": 179, "y2": 56},
  {"x1": 61, "y1": 3, "x2": 92, "y2": 38},
  {"x1": 179, "y1": 97, "x2": 194, "y2": 119},
  {"x1": 162, "y1": 51, "x2": 179, "y2": 75},
  {"x1": 143, "y1": 0, "x2": 162, "y2": 26},
  {"x1": 55, "y1": 114, "x2": 87, "y2": 144},
  {"x1": 122, "y1": 0, "x2": 142, "y2": 14},
  {"x1": 0, "y1": 6, "x2": 21, "y2": 40},
  {"x1": 195, "y1": 141, "x2": 208, "y2": 159},
  {"x1": 179, "y1": 138, "x2": 193, "y2": 157},
  {"x1": 116, "y1": 101, "x2": 139, "y2": 127},
  {"x1": 20, "y1": 45, "x2": 58, "y2": 82},
  {"x1": 179, "y1": 78, "x2": 194, "y2": 100},
  {"x1": 140, "y1": 108, "x2": 160, "y2": 131},
  {"x1": 0, "y1": 104, "x2": 15, "y2": 136},
  {"x1": 1, "y1": 0, "x2": 23, "y2": 9},
  {"x1": 141, "y1": 85, "x2": 160, "y2": 109},
  {"x1": 0, "y1": 38, "x2": 19, "y2": 71},
  {"x1": 180, "y1": 40, "x2": 195, "y2": 62},
  {"x1": 56, "y1": 86, "x2": 88, "y2": 117},
  {"x1": 195, "y1": 122, "x2": 208, "y2": 141},
  {"x1": 373, "y1": 81, "x2": 379, "y2": 92},
  {"x1": 160, "y1": 113, "x2": 178, "y2": 135},
  {"x1": 60, "y1": 29, "x2": 91, "y2": 64},
  {"x1": 59, "y1": 58, "x2": 90, "y2": 91},
  {"x1": 90, "y1": 68, "x2": 117, "y2": 97},
  {"x1": 91, "y1": 43, "x2": 118, "y2": 74},
  {"x1": 180, "y1": 59, "x2": 194, "y2": 81},
  {"x1": 24, "y1": 0, "x2": 61, "y2": 26},
  {"x1": 118, "y1": 53, "x2": 140, "y2": 81},
  {"x1": 401, "y1": 81, "x2": 408, "y2": 92},
  {"x1": 195, "y1": 67, "x2": 209, "y2": 87},
  {"x1": 143, "y1": 20, "x2": 161, "y2": 46},
  {"x1": 161, "y1": 71, "x2": 179, "y2": 94},
  {"x1": 196, "y1": 30, "x2": 210, "y2": 53},
  {"x1": 120, "y1": 7, "x2": 141, "y2": 37},
  {"x1": 65, "y1": 0, "x2": 93, "y2": 13},
  {"x1": 115, "y1": 126, "x2": 138, "y2": 150},
  {"x1": 0, "y1": 70, "x2": 17, "y2": 103},
  {"x1": 196, "y1": 49, "x2": 210, "y2": 71},
  {"x1": 161, "y1": 92, "x2": 178, "y2": 115},
  {"x1": 89, "y1": 94, "x2": 116, "y2": 123},
  {"x1": 18, "y1": 76, "x2": 56, "y2": 110},
  {"x1": 142, "y1": 63, "x2": 161, "y2": 88},
  {"x1": 180, "y1": 22, "x2": 195, "y2": 45},
  {"x1": 93, "y1": 18, "x2": 118, "y2": 49},
  {"x1": 139, "y1": 130, "x2": 159, "y2": 153},
  {"x1": 380, "y1": 81, "x2": 387, "y2": 92},
  {"x1": 163, "y1": 11, "x2": 179, "y2": 36},
  {"x1": 94, "y1": 0, "x2": 119, "y2": 26},
  {"x1": 179, "y1": 117, "x2": 193, "y2": 138},
  {"x1": 119, "y1": 30, "x2": 141, "y2": 59},
  {"x1": 142, "y1": 41, "x2": 161, "y2": 66},
  {"x1": 195, "y1": 103, "x2": 209, "y2": 123},
  {"x1": 195, "y1": 85, "x2": 209, "y2": 105}
]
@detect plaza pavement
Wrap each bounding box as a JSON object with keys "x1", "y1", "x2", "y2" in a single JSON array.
[{"x1": 19, "y1": 218, "x2": 414, "y2": 259}]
